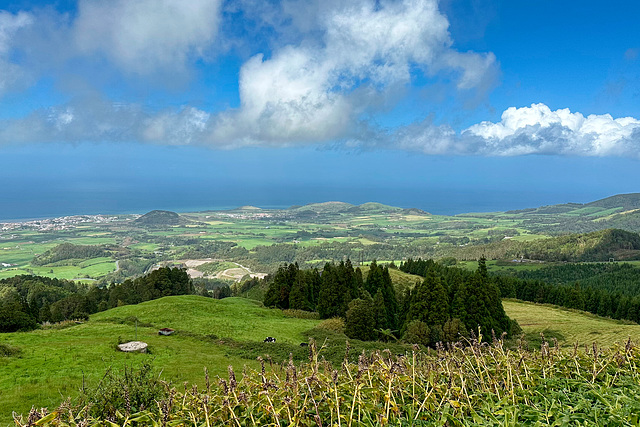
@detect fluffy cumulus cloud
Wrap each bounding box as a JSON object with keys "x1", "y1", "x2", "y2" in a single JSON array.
[
  {"x1": 1, "y1": 0, "x2": 639, "y2": 159},
  {"x1": 207, "y1": 0, "x2": 497, "y2": 146},
  {"x1": 464, "y1": 103, "x2": 640, "y2": 156},
  {"x1": 0, "y1": 0, "x2": 221, "y2": 86},
  {"x1": 73, "y1": 0, "x2": 221, "y2": 75},
  {"x1": 394, "y1": 103, "x2": 640, "y2": 157}
]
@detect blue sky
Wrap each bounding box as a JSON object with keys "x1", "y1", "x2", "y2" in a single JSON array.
[{"x1": 0, "y1": 0, "x2": 639, "y2": 218}]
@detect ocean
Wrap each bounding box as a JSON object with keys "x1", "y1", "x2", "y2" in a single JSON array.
[{"x1": 0, "y1": 184, "x2": 598, "y2": 222}]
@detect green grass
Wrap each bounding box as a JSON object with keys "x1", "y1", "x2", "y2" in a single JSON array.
[
  {"x1": 503, "y1": 299, "x2": 640, "y2": 348},
  {"x1": 195, "y1": 261, "x2": 238, "y2": 274},
  {"x1": 92, "y1": 296, "x2": 319, "y2": 344},
  {"x1": 0, "y1": 296, "x2": 320, "y2": 425},
  {"x1": 3, "y1": 259, "x2": 116, "y2": 280}
]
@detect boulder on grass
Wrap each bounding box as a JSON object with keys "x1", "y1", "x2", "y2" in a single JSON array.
[{"x1": 117, "y1": 341, "x2": 148, "y2": 353}]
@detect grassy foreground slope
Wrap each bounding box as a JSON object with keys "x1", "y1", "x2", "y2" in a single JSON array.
[
  {"x1": 0, "y1": 296, "x2": 319, "y2": 425},
  {"x1": 4, "y1": 295, "x2": 640, "y2": 424}
]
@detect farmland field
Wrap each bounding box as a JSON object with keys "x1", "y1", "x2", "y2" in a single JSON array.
[{"x1": 2, "y1": 196, "x2": 640, "y2": 284}]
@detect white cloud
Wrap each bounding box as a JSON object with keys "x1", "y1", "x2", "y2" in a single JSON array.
[
  {"x1": 0, "y1": 10, "x2": 33, "y2": 95},
  {"x1": 0, "y1": 98, "x2": 210, "y2": 146},
  {"x1": 73, "y1": 0, "x2": 221, "y2": 75},
  {"x1": 3, "y1": 99, "x2": 640, "y2": 159},
  {"x1": 391, "y1": 103, "x2": 640, "y2": 157},
  {"x1": 207, "y1": 0, "x2": 497, "y2": 146},
  {"x1": 463, "y1": 103, "x2": 640, "y2": 156}
]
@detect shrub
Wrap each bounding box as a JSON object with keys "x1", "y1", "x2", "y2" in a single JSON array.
[
  {"x1": 282, "y1": 309, "x2": 320, "y2": 320},
  {"x1": 316, "y1": 317, "x2": 345, "y2": 333},
  {"x1": 78, "y1": 363, "x2": 167, "y2": 420},
  {"x1": 403, "y1": 320, "x2": 430, "y2": 346},
  {"x1": 443, "y1": 318, "x2": 468, "y2": 343}
]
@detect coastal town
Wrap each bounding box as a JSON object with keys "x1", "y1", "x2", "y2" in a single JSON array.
[{"x1": 0, "y1": 214, "x2": 128, "y2": 233}]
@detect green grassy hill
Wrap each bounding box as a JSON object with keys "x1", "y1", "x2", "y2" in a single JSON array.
[
  {"x1": 290, "y1": 201, "x2": 355, "y2": 214},
  {"x1": 3, "y1": 294, "x2": 640, "y2": 424},
  {"x1": 0, "y1": 296, "x2": 319, "y2": 425},
  {"x1": 585, "y1": 193, "x2": 640, "y2": 210},
  {"x1": 133, "y1": 210, "x2": 183, "y2": 226}
]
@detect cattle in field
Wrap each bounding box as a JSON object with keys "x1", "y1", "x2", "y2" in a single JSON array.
[{"x1": 264, "y1": 337, "x2": 276, "y2": 343}]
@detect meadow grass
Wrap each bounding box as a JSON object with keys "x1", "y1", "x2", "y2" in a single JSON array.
[
  {"x1": 0, "y1": 296, "x2": 321, "y2": 425},
  {"x1": 503, "y1": 299, "x2": 640, "y2": 348},
  {"x1": 91, "y1": 296, "x2": 319, "y2": 344}
]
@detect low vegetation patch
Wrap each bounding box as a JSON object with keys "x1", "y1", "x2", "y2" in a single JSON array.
[
  {"x1": 40, "y1": 319, "x2": 84, "y2": 330},
  {"x1": 315, "y1": 317, "x2": 345, "y2": 333},
  {"x1": 282, "y1": 309, "x2": 320, "y2": 319},
  {"x1": 14, "y1": 337, "x2": 640, "y2": 426},
  {"x1": 0, "y1": 343, "x2": 21, "y2": 357}
]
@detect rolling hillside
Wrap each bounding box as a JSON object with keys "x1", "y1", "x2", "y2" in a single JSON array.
[
  {"x1": 453, "y1": 228, "x2": 640, "y2": 262},
  {"x1": 133, "y1": 210, "x2": 183, "y2": 226},
  {"x1": 0, "y1": 296, "x2": 319, "y2": 424}
]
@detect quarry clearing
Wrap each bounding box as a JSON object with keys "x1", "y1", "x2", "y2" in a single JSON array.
[{"x1": 178, "y1": 258, "x2": 267, "y2": 282}]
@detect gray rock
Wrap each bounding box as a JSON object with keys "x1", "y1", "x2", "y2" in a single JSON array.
[{"x1": 117, "y1": 341, "x2": 148, "y2": 353}]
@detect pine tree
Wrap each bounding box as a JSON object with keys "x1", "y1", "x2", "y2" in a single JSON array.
[
  {"x1": 373, "y1": 290, "x2": 388, "y2": 330},
  {"x1": 317, "y1": 264, "x2": 342, "y2": 318},
  {"x1": 289, "y1": 275, "x2": 310, "y2": 311},
  {"x1": 365, "y1": 260, "x2": 383, "y2": 295},
  {"x1": 406, "y1": 269, "x2": 449, "y2": 329}
]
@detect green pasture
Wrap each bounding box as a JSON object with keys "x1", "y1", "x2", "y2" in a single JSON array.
[
  {"x1": 0, "y1": 296, "x2": 320, "y2": 425},
  {"x1": 586, "y1": 207, "x2": 624, "y2": 217},
  {"x1": 91, "y1": 296, "x2": 319, "y2": 344},
  {"x1": 64, "y1": 237, "x2": 116, "y2": 245},
  {"x1": 236, "y1": 238, "x2": 278, "y2": 249},
  {"x1": 1, "y1": 259, "x2": 116, "y2": 280},
  {"x1": 456, "y1": 259, "x2": 549, "y2": 272},
  {"x1": 128, "y1": 242, "x2": 159, "y2": 251},
  {"x1": 509, "y1": 233, "x2": 548, "y2": 242},
  {"x1": 503, "y1": 299, "x2": 640, "y2": 348}
]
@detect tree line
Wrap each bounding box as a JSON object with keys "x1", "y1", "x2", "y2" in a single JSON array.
[
  {"x1": 263, "y1": 258, "x2": 517, "y2": 345},
  {"x1": 0, "y1": 267, "x2": 196, "y2": 333},
  {"x1": 496, "y1": 275, "x2": 640, "y2": 323}
]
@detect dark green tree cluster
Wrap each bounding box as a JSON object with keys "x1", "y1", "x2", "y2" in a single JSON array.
[
  {"x1": 497, "y1": 274, "x2": 640, "y2": 323},
  {"x1": 264, "y1": 258, "x2": 513, "y2": 345},
  {"x1": 0, "y1": 275, "x2": 83, "y2": 332},
  {"x1": 399, "y1": 257, "x2": 514, "y2": 345},
  {"x1": 263, "y1": 260, "x2": 398, "y2": 341},
  {"x1": 344, "y1": 260, "x2": 399, "y2": 341},
  {"x1": 264, "y1": 261, "x2": 359, "y2": 315},
  {"x1": 0, "y1": 267, "x2": 194, "y2": 332}
]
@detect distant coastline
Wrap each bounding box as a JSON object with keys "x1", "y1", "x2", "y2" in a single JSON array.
[{"x1": 0, "y1": 188, "x2": 617, "y2": 223}]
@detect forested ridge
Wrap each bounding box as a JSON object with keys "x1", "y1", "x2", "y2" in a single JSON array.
[
  {"x1": 401, "y1": 256, "x2": 640, "y2": 324},
  {"x1": 31, "y1": 243, "x2": 109, "y2": 266},
  {"x1": 451, "y1": 228, "x2": 640, "y2": 262}
]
